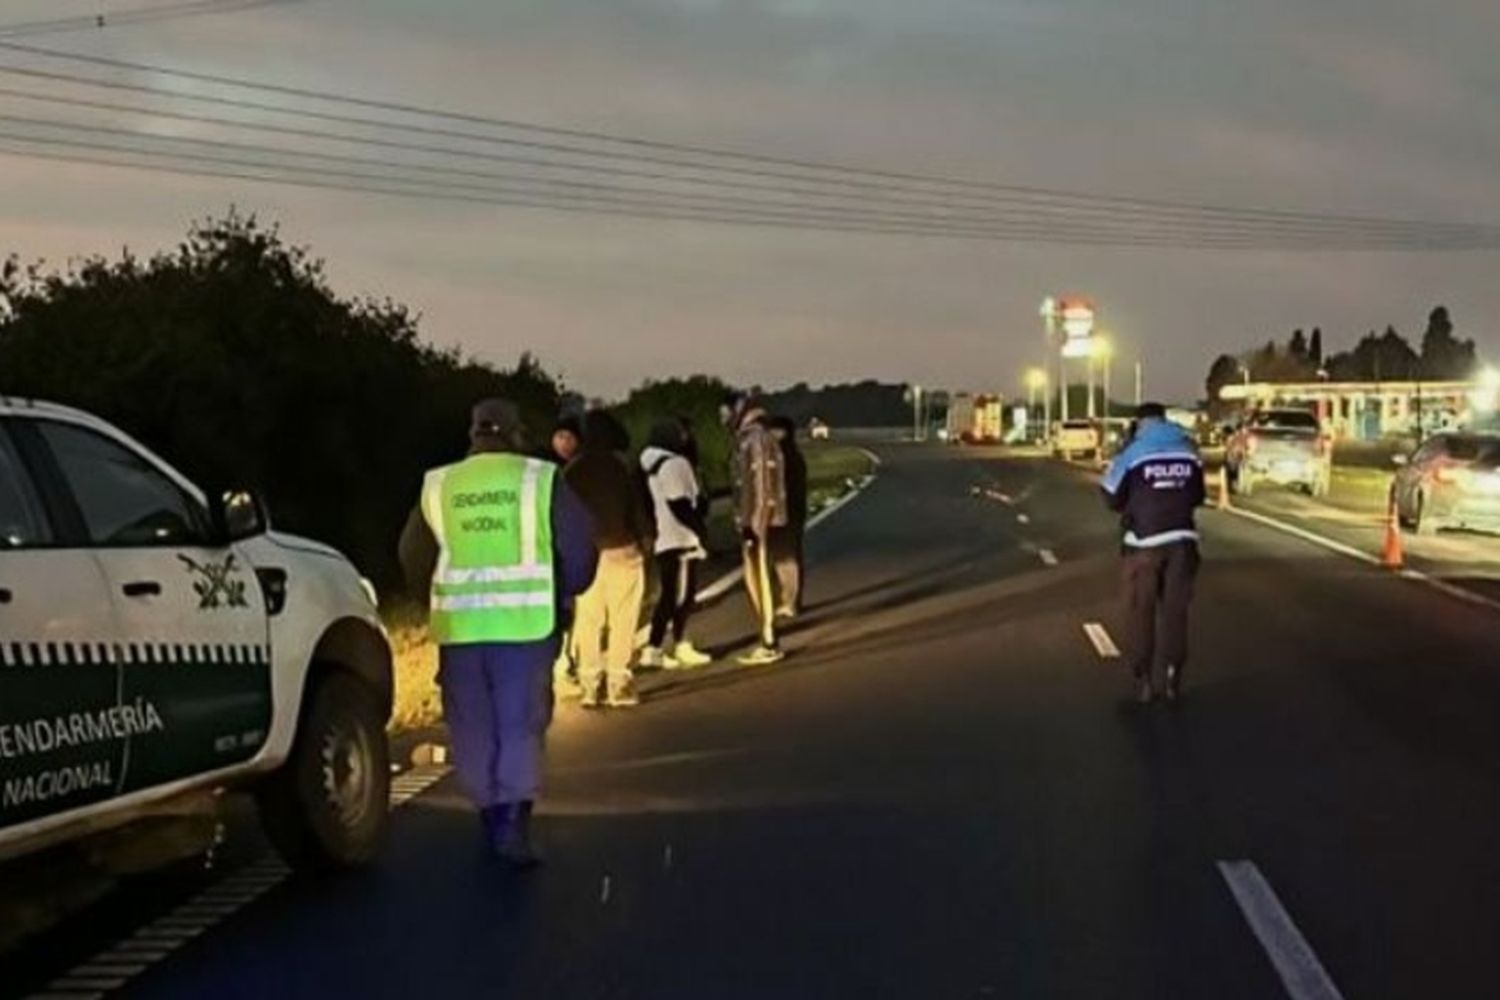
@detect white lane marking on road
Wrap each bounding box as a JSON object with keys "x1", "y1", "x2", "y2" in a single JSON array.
[
  {"x1": 1220, "y1": 506, "x2": 1500, "y2": 616},
  {"x1": 1218, "y1": 860, "x2": 1345, "y2": 1000},
  {"x1": 600, "y1": 875, "x2": 613, "y2": 905},
  {"x1": 664, "y1": 844, "x2": 674, "y2": 870},
  {"x1": 1082, "y1": 622, "x2": 1121, "y2": 659},
  {"x1": 33, "y1": 763, "x2": 455, "y2": 1000},
  {"x1": 1219, "y1": 506, "x2": 1377, "y2": 566},
  {"x1": 1038, "y1": 548, "x2": 1059, "y2": 567},
  {"x1": 1016, "y1": 513, "x2": 1031, "y2": 525}
]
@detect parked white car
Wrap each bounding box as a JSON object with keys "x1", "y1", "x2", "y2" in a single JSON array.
[
  {"x1": 1053, "y1": 419, "x2": 1101, "y2": 458},
  {"x1": 0, "y1": 398, "x2": 392, "y2": 870}
]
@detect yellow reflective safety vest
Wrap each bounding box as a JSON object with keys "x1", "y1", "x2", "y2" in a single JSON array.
[{"x1": 420, "y1": 453, "x2": 557, "y2": 644}]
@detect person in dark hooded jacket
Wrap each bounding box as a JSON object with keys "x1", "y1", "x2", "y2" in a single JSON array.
[
  {"x1": 768, "y1": 415, "x2": 808, "y2": 618},
  {"x1": 563, "y1": 410, "x2": 650, "y2": 707}
]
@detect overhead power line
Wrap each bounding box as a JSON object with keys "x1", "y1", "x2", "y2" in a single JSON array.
[
  {"x1": 0, "y1": 126, "x2": 1480, "y2": 250},
  {"x1": 0, "y1": 1, "x2": 283, "y2": 39},
  {"x1": 2, "y1": 136, "x2": 1433, "y2": 251},
  {"x1": 0, "y1": 84, "x2": 1486, "y2": 247},
  {"x1": 0, "y1": 39, "x2": 1495, "y2": 249},
  {"x1": 0, "y1": 38, "x2": 1492, "y2": 239}
]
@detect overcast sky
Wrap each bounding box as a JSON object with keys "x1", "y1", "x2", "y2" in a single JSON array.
[{"x1": 2, "y1": 0, "x2": 1499, "y2": 402}]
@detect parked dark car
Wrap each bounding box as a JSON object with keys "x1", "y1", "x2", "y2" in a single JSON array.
[{"x1": 1393, "y1": 432, "x2": 1500, "y2": 535}]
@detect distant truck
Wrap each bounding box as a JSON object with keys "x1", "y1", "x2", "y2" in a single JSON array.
[{"x1": 945, "y1": 393, "x2": 1004, "y2": 444}]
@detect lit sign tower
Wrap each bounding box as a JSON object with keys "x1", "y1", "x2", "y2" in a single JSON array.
[{"x1": 1041, "y1": 296, "x2": 1097, "y2": 422}]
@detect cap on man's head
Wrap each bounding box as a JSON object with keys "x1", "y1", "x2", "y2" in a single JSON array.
[
  {"x1": 1136, "y1": 401, "x2": 1168, "y2": 420},
  {"x1": 470, "y1": 398, "x2": 522, "y2": 443}
]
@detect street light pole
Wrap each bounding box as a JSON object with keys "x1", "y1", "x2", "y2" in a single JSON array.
[
  {"x1": 1103, "y1": 349, "x2": 1112, "y2": 421},
  {"x1": 1087, "y1": 353, "x2": 1097, "y2": 420},
  {"x1": 1043, "y1": 372, "x2": 1052, "y2": 441}
]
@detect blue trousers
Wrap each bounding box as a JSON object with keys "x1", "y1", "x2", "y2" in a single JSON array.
[{"x1": 438, "y1": 639, "x2": 558, "y2": 808}]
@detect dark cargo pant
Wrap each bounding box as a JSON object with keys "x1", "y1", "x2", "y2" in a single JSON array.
[
  {"x1": 1121, "y1": 542, "x2": 1200, "y2": 681},
  {"x1": 438, "y1": 640, "x2": 557, "y2": 808}
]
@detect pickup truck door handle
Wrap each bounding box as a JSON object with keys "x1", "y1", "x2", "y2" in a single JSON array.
[
  {"x1": 0, "y1": 587, "x2": 12, "y2": 604},
  {"x1": 122, "y1": 581, "x2": 162, "y2": 598}
]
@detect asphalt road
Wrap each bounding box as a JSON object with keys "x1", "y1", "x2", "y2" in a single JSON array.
[{"x1": 12, "y1": 443, "x2": 1500, "y2": 998}]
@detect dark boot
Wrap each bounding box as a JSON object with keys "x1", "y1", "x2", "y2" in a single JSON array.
[
  {"x1": 479, "y1": 804, "x2": 507, "y2": 847},
  {"x1": 492, "y1": 801, "x2": 542, "y2": 869}
]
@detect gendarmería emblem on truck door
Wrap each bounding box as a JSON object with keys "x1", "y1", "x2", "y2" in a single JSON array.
[{"x1": 178, "y1": 553, "x2": 250, "y2": 610}]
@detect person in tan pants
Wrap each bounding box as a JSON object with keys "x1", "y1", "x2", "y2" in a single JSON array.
[
  {"x1": 563, "y1": 410, "x2": 651, "y2": 707},
  {"x1": 571, "y1": 546, "x2": 646, "y2": 706}
]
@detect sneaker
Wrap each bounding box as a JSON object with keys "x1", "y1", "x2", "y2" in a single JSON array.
[
  {"x1": 579, "y1": 683, "x2": 603, "y2": 708},
  {"x1": 737, "y1": 645, "x2": 785, "y2": 666},
  {"x1": 606, "y1": 681, "x2": 641, "y2": 708},
  {"x1": 1135, "y1": 677, "x2": 1155, "y2": 705},
  {"x1": 669, "y1": 641, "x2": 713, "y2": 669},
  {"x1": 554, "y1": 673, "x2": 585, "y2": 700},
  {"x1": 638, "y1": 646, "x2": 665, "y2": 671}
]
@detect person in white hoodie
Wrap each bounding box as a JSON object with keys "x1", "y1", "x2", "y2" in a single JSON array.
[{"x1": 639, "y1": 418, "x2": 714, "y2": 669}]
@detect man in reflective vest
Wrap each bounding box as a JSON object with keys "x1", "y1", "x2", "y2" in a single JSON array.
[{"x1": 400, "y1": 398, "x2": 597, "y2": 866}]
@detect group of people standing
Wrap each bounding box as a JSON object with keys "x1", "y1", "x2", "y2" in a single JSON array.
[
  {"x1": 542, "y1": 391, "x2": 808, "y2": 709},
  {"x1": 398, "y1": 390, "x2": 809, "y2": 865}
]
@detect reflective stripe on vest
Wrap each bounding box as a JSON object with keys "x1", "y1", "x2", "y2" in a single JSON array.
[{"x1": 421, "y1": 454, "x2": 556, "y2": 644}]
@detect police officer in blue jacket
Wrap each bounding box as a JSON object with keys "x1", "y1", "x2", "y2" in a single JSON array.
[{"x1": 1100, "y1": 403, "x2": 1206, "y2": 703}]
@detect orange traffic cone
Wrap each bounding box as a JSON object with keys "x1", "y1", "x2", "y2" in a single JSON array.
[
  {"x1": 1216, "y1": 463, "x2": 1231, "y2": 510},
  {"x1": 1381, "y1": 492, "x2": 1404, "y2": 570}
]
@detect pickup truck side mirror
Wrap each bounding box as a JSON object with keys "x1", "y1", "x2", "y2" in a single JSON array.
[{"x1": 212, "y1": 489, "x2": 270, "y2": 544}]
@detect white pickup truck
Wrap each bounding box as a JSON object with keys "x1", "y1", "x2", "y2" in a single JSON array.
[{"x1": 0, "y1": 399, "x2": 393, "y2": 870}]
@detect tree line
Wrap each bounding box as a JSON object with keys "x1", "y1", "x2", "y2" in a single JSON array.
[
  {"x1": 0, "y1": 212, "x2": 741, "y2": 593},
  {"x1": 1205, "y1": 307, "x2": 1481, "y2": 413}
]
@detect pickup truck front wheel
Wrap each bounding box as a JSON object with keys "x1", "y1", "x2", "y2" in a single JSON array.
[{"x1": 256, "y1": 670, "x2": 390, "y2": 871}]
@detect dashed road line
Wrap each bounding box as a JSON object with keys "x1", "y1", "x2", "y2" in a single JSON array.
[
  {"x1": 1038, "y1": 548, "x2": 1059, "y2": 567},
  {"x1": 1016, "y1": 513, "x2": 1031, "y2": 525},
  {"x1": 32, "y1": 763, "x2": 453, "y2": 1000},
  {"x1": 1082, "y1": 622, "x2": 1121, "y2": 659},
  {"x1": 1218, "y1": 860, "x2": 1344, "y2": 1000}
]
